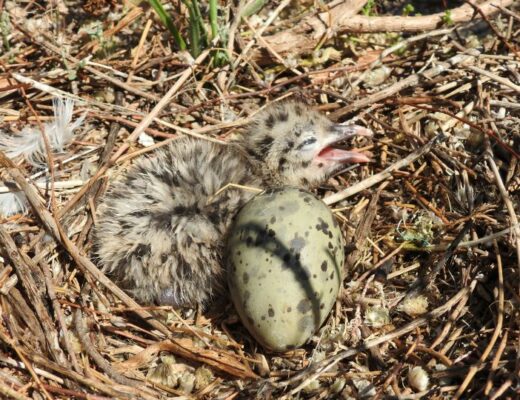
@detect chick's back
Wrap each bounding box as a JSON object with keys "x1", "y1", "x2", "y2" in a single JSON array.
[{"x1": 93, "y1": 138, "x2": 259, "y2": 307}]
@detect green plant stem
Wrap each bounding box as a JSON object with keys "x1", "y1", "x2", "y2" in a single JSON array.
[
  {"x1": 209, "y1": 0, "x2": 218, "y2": 40},
  {"x1": 185, "y1": 1, "x2": 201, "y2": 57},
  {"x1": 192, "y1": 0, "x2": 208, "y2": 48},
  {"x1": 148, "y1": 0, "x2": 186, "y2": 50}
]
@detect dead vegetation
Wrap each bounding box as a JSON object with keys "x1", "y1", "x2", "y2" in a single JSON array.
[{"x1": 0, "y1": 0, "x2": 519, "y2": 399}]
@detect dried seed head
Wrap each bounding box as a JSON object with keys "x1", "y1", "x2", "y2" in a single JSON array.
[
  {"x1": 364, "y1": 306, "x2": 391, "y2": 328},
  {"x1": 399, "y1": 295, "x2": 429, "y2": 317},
  {"x1": 408, "y1": 366, "x2": 430, "y2": 392}
]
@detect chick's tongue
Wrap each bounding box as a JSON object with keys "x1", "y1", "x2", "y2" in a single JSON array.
[{"x1": 318, "y1": 146, "x2": 370, "y2": 163}]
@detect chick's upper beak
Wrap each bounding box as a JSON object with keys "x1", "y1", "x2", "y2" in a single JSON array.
[
  {"x1": 317, "y1": 123, "x2": 373, "y2": 164},
  {"x1": 333, "y1": 123, "x2": 373, "y2": 139}
]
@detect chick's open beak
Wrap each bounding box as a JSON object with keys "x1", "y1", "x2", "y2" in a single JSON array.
[{"x1": 317, "y1": 123, "x2": 373, "y2": 164}]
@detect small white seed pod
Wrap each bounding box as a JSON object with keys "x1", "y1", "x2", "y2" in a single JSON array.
[{"x1": 408, "y1": 366, "x2": 430, "y2": 392}]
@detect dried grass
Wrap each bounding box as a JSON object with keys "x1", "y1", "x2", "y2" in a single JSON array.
[{"x1": 0, "y1": 1, "x2": 518, "y2": 399}]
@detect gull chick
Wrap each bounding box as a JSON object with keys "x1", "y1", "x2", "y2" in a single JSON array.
[{"x1": 93, "y1": 102, "x2": 372, "y2": 308}]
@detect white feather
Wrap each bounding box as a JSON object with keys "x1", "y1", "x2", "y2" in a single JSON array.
[
  {"x1": 0, "y1": 191, "x2": 28, "y2": 217},
  {"x1": 0, "y1": 97, "x2": 85, "y2": 167}
]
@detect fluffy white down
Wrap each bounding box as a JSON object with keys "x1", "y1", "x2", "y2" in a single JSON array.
[
  {"x1": 0, "y1": 191, "x2": 28, "y2": 217},
  {"x1": 0, "y1": 97, "x2": 85, "y2": 217},
  {"x1": 0, "y1": 97, "x2": 85, "y2": 167}
]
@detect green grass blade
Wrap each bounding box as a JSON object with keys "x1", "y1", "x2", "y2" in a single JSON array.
[
  {"x1": 191, "y1": 0, "x2": 208, "y2": 49},
  {"x1": 185, "y1": 1, "x2": 201, "y2": 57},
  {"x1": 148, "y1": 0, "x2": 186, "y2": 50},
  {"x1": 209, "y1": 0, "x2": 218, "y2": 39},
  {"x1": 241, "y1": 0, "x2": 266, "y2": 18}
]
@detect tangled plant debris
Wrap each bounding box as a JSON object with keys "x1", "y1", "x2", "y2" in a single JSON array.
[{"x1": 0, "y1": 1, "x2": 518, "y2": 399}]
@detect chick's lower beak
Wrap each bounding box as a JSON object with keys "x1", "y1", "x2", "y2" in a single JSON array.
[{"x1": 318, "y1": 123, "x2": 373, "y2": 163}]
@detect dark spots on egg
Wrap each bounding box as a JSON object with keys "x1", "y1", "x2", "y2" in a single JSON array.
[
  {"x1": 254, "y1": 234, "x2": 266, "y2": 246},
  {"x1": 321, "y1": 260, "x2": 328, "y2": 271},
  {"x1": 227, "y1": 187, "x2": 344, "y2": 349},
  {"x1": 315, "y1": 218, "x2": 331, "y2": 236},
  {"x1": 297, "y1": 267, "x2": 311, "y2": 281},
  {"x1": 243, "y1": 272, "x2": 249, "y2": 284},
  {"x1": 244, "y1": 290, "x2": 251, "y2": 301},
  {"x1": 297, "y1": 299, "x2": 312, "y2": 314},
  {"x1": 329, "y1": 272, "x2": 334, "y2": 280},
  {"x1": 328, "y1": 241, "x2": 333, "y2": 249},
  {"x1": 289, "y1": 234, "x2": 306, "y2": 252},
  {"x1": 161, "y1": 253, "x2": 168, "y2": 263}
]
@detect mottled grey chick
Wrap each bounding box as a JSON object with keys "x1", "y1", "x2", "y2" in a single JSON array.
[{"x1": 93, "y1": 102, "x2": 371, "y2": 308}]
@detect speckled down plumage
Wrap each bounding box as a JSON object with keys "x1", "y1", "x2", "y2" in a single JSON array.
[
  {"x1": 94, "y1": 140, "x2": 259, "y2": 306},
  {"x1": 93, "y1": 102, "x2": 371, "y2": 308}
]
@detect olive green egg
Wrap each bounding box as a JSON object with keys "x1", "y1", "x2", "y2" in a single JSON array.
[{"x1": 226, "y1": 187, "x2": 344, "y2": 352}]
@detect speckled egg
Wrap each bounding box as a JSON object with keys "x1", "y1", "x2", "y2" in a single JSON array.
[{"x1": 226, "y1": 187, "x2": 344, "y2": 351}]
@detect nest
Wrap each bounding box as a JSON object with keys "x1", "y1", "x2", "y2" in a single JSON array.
[{"x1": 0, "y1": 1, "x2": 518, "y2": 399}]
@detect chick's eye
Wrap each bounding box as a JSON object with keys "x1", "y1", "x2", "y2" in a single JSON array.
[
  {"x1": 296, "y1": 137, "x2": 317, "y2": 150},
  {"x1": 302, "y1": 138, "x2": 317, "y2": 146}
]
